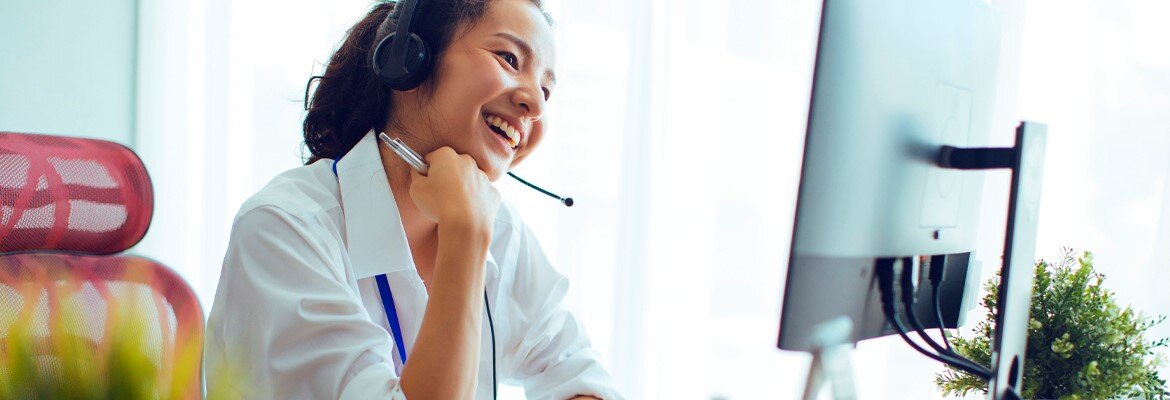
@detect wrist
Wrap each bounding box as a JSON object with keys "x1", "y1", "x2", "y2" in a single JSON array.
[
  {"x1": 432, "y1": 218, "x2": 492, "y2": 289},
  {"x1": 438, "y1": 218, "x2": 493, "y2": 243}
]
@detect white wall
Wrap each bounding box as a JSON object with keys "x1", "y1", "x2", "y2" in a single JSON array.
[{"x1": 0, "y1": 0, "x2": 137, "y2": 144}]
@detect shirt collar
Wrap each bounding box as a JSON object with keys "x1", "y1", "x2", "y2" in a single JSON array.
[{"x1": 336, "y1": 130, "x2": 500, "y2": 279}]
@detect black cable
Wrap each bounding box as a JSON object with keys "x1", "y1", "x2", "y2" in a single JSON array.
[
  {"x1": 875, "y1": 258, "x2": 990, "y2": 380},
  {"x1": 897, "y1": 258, "x2": 990, "y2": 377},
  {"x1": 879, "y1": 260, "x2": 982, "y2": 378},
  {"x1": 484, "y1": 290, "x2": 498, "y2": 400},
  {"x1": 927, "y1": 255, "x2": 954, "y2": 351},
  {"x1": 932, "y1": 284, "x2": 953, "y2": 351}
]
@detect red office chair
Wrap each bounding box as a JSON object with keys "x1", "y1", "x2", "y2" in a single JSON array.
[{"x1": 0, "y1": 131, "x2": 202, "y2": 399}]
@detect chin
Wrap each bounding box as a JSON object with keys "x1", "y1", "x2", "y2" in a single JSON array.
[
  {"x1": 485, "y1": 164, "x2": 509, "y2": 182},
  {"x1": 472, "y1": 155, "x2": 507, "y2": 182}
]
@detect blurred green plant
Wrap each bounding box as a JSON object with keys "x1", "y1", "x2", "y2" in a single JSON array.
[
  {"x1": 936, "y1": 249, "x2": 1169, "y2": 400},
  {"x1": 0, "y1": 284, "x2": 214, "y2": 400}
]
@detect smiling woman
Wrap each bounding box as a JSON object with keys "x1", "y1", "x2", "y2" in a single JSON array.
[
  {"x1": 202, "y1": 1, "x2": 621, "y2": 399},
  {"x1": 381, "y1": 1, "x2": 557, "y2": 180},
  {"x1": 302, "y1": 0, "x2": 555, "y2": 175}
]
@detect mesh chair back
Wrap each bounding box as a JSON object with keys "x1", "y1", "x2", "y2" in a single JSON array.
[
  {"x1": 0, "y1": 132, "x2": 153, "y2": 254},
  {"x1": 0, "y1": 132, "x2": 199, "y2": 398}
]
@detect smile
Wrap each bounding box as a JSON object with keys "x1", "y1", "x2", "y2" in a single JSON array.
[{"x1": 483, "y1": 113, "x2": 521, "y2": 149}]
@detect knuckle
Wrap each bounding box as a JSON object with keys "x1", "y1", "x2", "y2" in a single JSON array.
[{"x1": 430, "y1": 147, "x2": 454, "y2": 160}]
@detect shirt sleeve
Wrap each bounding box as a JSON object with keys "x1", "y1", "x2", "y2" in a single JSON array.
[
  {"x1": 507, "y1": 223, "x2": 624, "y2": 400},
  {"x1": 203, "y1": 206, "x2": 406, "y2": 400}
]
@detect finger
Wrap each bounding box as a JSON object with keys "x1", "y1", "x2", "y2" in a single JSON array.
[
  {"x1": 410, "y1": 167, "x2": 426, "y2": 181},
  {"x1": 459, "y1": 153, "x2": 480, "y2": 170},
  {"x1": 425, "y1": 146, "x2": 455, "y2": 163},
  {"x1": 475, "y1": 168, "x2": 491, "y2": 182}
]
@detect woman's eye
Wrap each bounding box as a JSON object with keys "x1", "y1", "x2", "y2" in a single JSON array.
[
  {"x1": 542, "y1": 87, "x2": 551, "y2": 101},
  {"x1": 497, "y1": 52, "x2": 519, "y2": 69}
]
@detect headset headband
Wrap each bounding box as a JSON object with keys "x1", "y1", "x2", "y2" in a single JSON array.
[
  {"x1": 372, "y1": 0, "x2": 432, "y2": 90},
  {"x1": 384, "y1": 0, "x2": 421, "y2": 77}
]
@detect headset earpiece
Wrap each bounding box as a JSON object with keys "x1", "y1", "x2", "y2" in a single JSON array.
[
  {"x1": 372, "y1": 0, "x2": 432, "y2": 91},
  {"x1": 373, "y1": 31, "x2": 432, "y2": 90}
]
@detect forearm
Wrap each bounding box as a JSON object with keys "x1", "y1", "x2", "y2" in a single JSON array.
[{"x1": 400, "y1": 220, "x2": 492, "y2": 399}]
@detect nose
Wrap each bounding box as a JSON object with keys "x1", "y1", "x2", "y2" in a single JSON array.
[{"x1": 511, "y1": 81, "x2": 545, "y2": 121}]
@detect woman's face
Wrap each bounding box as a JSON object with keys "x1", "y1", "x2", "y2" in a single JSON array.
[{"x1": 391, "y1": 0, "x2": 556, "y2": 181}]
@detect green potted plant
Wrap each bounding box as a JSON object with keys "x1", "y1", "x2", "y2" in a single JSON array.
[{"x1": 936, "y1": 249, "x2": 1168, "y2": 399}]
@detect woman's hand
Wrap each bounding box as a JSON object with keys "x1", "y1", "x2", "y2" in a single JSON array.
[{"x1": 408, "y1": 146, "x2": 501, "y2": 232}]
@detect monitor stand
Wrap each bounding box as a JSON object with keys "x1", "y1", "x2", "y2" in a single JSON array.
[
  {"x1": 801, "y1": 317, "x2": 857, "y2": 400},
  {"x1": 939, "y1": 121, "x2": 1047, "y2": 400}
]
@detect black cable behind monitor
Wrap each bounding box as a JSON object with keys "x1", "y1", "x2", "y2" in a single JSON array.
[
  {"x1": 897, "y1": 257, "x2": 990, "y2": 377},
  {"x1": 875, "y1": 258, "x2": 991, "y2": 380},
  {"x1": 928, "y1": 256, "x2": 954, "y2": 351},
  {"x1": 933, "y1": 290, "x2": 953, "y2": 350}
]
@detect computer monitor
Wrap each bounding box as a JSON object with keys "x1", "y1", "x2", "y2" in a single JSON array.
[
  {"x1": 778, "y1": 0, "x2": 1000, "y2": 350},
  {"x1": 777, "y1": 0, "x2": 1007, "y2": 392}
]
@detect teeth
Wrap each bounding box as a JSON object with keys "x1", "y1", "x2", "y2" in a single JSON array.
[{"x1": 483, "y1": 114, "x2": 520, "y2": 148}]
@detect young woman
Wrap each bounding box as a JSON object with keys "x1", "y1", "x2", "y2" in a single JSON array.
[{"x1": 203, "y1": 0, "x2": 621, "y2": 398}]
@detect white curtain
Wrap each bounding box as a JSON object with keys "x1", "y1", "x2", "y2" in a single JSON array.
[
  {"x1": 133, "y1": 0, "x2": 1170, "y2": 398},
  {"x1": 1018, "y1": 0, "x2": 1170, "y2": 384}
]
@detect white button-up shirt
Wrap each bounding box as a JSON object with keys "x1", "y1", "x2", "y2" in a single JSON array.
[{"x1": 204, "y1": 132, "x2": 621, "y2": 400}]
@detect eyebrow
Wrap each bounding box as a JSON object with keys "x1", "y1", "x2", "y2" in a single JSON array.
[{"x1": 492, "y1": 32, "x2": 557, "y2": 86}]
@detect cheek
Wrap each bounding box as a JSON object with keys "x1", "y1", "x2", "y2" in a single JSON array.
[
  {"x1": 427, "y1": 61, "x2": 498, "y2": 125},
  {"x1": 438, "y1": 57, "x2": 509, "y2": 99},
  {"x1": 527, "y1": 121, "x2": 546, "y2": 149}
]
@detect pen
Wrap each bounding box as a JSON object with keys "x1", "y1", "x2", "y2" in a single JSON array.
[{"x1": 378, "y1": 132, "x2": 429, "y2": 175}]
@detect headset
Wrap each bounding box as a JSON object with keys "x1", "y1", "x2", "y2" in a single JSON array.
[{"x1": 372, "y1": 0, "x2": 433, "y2": 91}]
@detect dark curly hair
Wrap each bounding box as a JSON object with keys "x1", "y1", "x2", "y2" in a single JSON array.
[{"x1": 302, "y1": 0, "x2": 552, "y2": 164}]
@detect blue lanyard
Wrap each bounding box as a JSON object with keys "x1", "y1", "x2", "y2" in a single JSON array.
[
  {"x1": 334, "y1": 159, "x2": 409, "y2": 365},
  {"x1": 376, "y1": 274, "x2": 409, "y2": 365}
]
